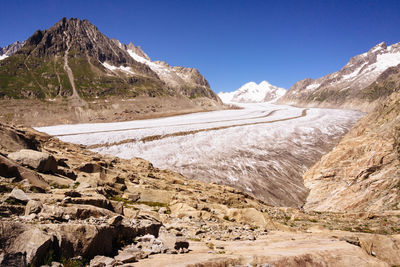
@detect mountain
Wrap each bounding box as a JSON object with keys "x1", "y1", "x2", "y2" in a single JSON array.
[
  {"x1": 278, "y1": 41, "x2": 400, "y2": 112},
  {"x1": 303, "y1": 64, "x2": 400, "y2": 212},
  {"x1": 0, "y1": 41, "x2": 25, "y2": 60},
  {"x1": 112, "y1": 39, "x2": 217, "y2": 100},
  {"x1": 218, "y1": 81, "x2": 286, "y2": 103},
  {"x1": 0, "y1": 18, "x2": 220, "y2": 102}
]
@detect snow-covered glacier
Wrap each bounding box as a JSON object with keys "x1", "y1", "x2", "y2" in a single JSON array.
[{"x1": 36, "y1": 103, "x2": 364, "y2": 207}]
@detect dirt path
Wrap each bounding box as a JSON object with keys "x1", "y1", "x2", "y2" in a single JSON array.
[
  {"x1": 87, "y1": 109, "x2": 308, "y2": 149},
  {"x1": 63, "y1": 33, "x2": 86, "y2": 107}
]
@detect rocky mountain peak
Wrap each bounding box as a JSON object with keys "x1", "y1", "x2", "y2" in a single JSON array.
[
  {"x1": 21, "y1": 17, "x2": 147, "y2": 70},
  {"x1": 126, "y1": 42, "x2": 151, "y2": 60},
  {"x1": 0, "y1": 41, "x2": 25, "y2": 58},
  {"x1": 369, "y1": 41, "x2": 387, "y2": 52}
]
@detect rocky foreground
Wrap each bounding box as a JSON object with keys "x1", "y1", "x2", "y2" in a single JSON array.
[{"x1": 0, "y1": 123, "x2": 400, "y2": 266}]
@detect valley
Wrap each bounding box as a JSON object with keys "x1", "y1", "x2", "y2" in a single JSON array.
[
  {"x1": 1, "y1": 14, "x2": 400, "y2": 267},
  {"x1": 36, "y1": 103, "x2": 363, "y2": 207}
]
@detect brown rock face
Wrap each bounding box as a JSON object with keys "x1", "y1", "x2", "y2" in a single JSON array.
[{"x1": 303, "y1": 90, "x2": 400, "y2": 212}]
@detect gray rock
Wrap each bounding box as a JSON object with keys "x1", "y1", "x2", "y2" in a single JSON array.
[
  {"x1": 89, "y1": 255, "x2": 116, "y2": 267},
  {"x1": 108, "y1": 215, "x2": 124, "y2": 227},
  {"x1": 114, "y1": 246, "x2": 144, "y2": 263},
  {"x1": 158, "y1": 229, "x2": 189, "y2": 253},
  {"x1": 8, "y1": 149, "x2": 57, "y2": 173},
  {"x1": 8, "y1": 188, "x2": 30, "y2": 204},
  {"x1": 25, "y1": 200, "x2": 43, "y2": 215},
  {"x1": 136, "y1": 234, "x2": 155, "y2": 243},
  {"x1": 110, "y1": 200, "x2": 124, "y2": 215},
  {"x1": 158, "y1": 231, "x2": 176, "y2": 251}
]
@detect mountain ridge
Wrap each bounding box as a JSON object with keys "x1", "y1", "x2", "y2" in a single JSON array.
[{"x1": 278, "y1": 41, "x2": 400, "y2": 112}]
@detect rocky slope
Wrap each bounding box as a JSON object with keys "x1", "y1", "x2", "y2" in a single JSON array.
[
  {"x1": 0, "y1": 123, "x2": 399, "y2": 266},
  {"x1": 218, "y1": 81, "x2": 286, "y2": 103},
  {"x1": 303, "y1": 66, "x2": 400, "y2": 212},
  {"x1": 278, "y1": 41, "x2": 400, "y2": 112}
]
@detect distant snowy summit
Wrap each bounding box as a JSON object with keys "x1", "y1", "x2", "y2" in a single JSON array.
[{"x1": 218, "y1": 81, "x2": 286, "y2": 103}]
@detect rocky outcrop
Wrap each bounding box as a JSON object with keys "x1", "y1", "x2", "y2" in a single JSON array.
[
  {"x1": 303, "y1": 89, "x2": 400, "y2": 212},
  {"x1": 8, "y1": 149, "x2": 57, "y2": 173},
  {"x1": 278, "y1": 42, "x2": 400, "y2": 112}
]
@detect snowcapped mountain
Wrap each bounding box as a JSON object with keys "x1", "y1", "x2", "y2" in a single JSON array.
[
  {"x1": 278, "y1": 41, "x2": 400, "y2": 111},
  {"x1": 218, "y1": 81, "x2": 286, "y2": 103},
  {"x1": 0, "y1": 41, "x2": 25, "y2": 60},
  {"x1": 111, "y1": 40, "x2": 215, "y2": 97}
]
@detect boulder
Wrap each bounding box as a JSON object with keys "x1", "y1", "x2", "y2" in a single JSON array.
[
  {"x1": 89, "y1": 255, "x2": 116, "y2": 267},
  {"x1": 6, "y1": 226, "x2": 54, "y2": 266},
  {"x1": 8, "y1": 149, "x2": 57, "y2": 173},
  {"x1": 39, "y1": 204, "x2": 116, "y2": 221},
  {"x1": 110, "y1": 200, "x2": 124, "y2": 215},
  {"x1": 158, "y1": 230, "x2": 176, "y2": 251},
  {"x1": 170, "y1": 203, "x2": 199, "y2": 219},
  {"x1": 130, "y1": 234, "x2": 165, "y2": 255},
  {"x1": 158, "y1": 229, "x2": 189, "y2": 253},
  {"x1": 0, "y1": 155, "x2": 49, "y2": 189},
  {"x1": 0, "y1": 154, "x2": 20, "y2": 178},
  {"x1": 25, "y1": 200, "x2": 43, "y2": 215},
  {"x1": 226, "y1": 208, "x2": 271, "y2": 228},
  {"x1": 8, "y1": 188, "x2": 30, "y2": 204},
  {"x1": 46, "y1": 223, "x2": 116, "y2": 259},
  {"x1": 114, "y1": 246, "x2": 145, "y2": 263},
  {"x1": 77, "y1": 163, "x2": 102, "y2": 173}
]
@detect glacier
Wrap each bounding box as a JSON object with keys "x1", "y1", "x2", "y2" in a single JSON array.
[{"x1": 36, "y1": 103, "x2": 363, "y2": 207}]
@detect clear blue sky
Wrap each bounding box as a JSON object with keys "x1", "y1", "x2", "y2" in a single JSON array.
[{"x1": 1, "y1": 0, "x2": 400, "y2": 92}]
